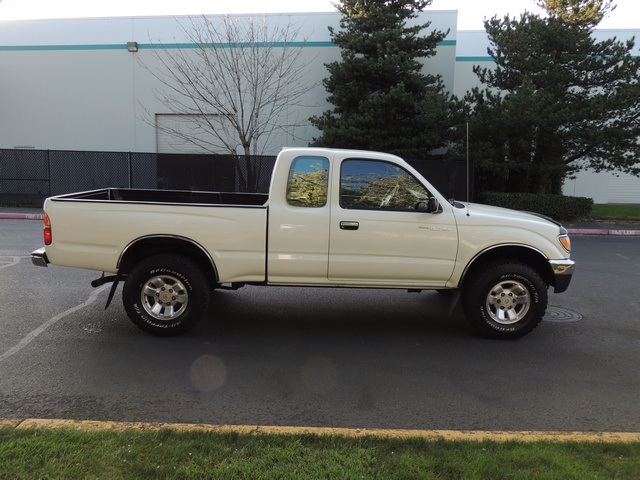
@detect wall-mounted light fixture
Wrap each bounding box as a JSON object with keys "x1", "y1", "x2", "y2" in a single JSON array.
[{"x1": 127, "y1": 42, "x2": 138, "y2": 53}]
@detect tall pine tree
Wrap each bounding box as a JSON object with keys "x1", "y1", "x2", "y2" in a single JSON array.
[
  {"x1": 463, "y1": 0, "x2": 640, "y2": 194},
  {"x1": 310, "y1": 0, "x2": 456, "y2": 158}
]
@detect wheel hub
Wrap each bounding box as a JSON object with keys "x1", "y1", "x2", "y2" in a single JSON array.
[
  {"x1": 486, "y1": 280, "x2": 531, "y2": 325},
  {"x1": 141, "y1": 275, "x2": 189, "y2": 321},
  {"x1": 158, "y1": 289, "x2": 175, "y2": 304}
]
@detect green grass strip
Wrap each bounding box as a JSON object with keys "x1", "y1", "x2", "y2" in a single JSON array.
[
  {"x1": 591, "y1": 204, "x2": 640, "y2": 222},
  {"x1": 2, "y1": 427, "x2": 640, "y2": 479}
]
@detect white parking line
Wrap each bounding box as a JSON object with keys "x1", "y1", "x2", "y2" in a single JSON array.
[
  {"x1": 0, "y1": 256, "x2": 21, "y2": 269},
  {"x1": 0, "y1": 284, "x2": 109, "y2": 362}
]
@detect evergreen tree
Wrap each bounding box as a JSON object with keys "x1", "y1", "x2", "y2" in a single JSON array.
[
  {"x1": 462, "y1": 1, "x2": 640, "y2": 194},
  {"x1": 310, "y1": 0, "x2": 456, "y2": 158}
]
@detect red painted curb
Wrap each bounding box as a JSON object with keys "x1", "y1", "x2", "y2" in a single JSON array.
[
  {"x1": 568, "y1": 228, "x2": 609, "y2": 235},
  {"x1": 567, "y1": 228, "x2": 640, "y2": 236},
  {"x1": 0, "y1": 213, "x2": 44, "y2": 221}
]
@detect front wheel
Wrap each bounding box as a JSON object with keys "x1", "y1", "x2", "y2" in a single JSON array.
[
  {"x1": 462, "y1": 261, "x2": 548, "y2": 339},
  {"x1": 122, "y1": 254, "x2": 210, "y2": 336}
]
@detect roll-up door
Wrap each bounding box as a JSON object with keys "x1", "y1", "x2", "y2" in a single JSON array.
[
  {"x1": 608, "y1": 171, "x2": 640, "y2": 204},
  {"x1": 156, "y1": 114, "x2": 234, "y2": 154}
]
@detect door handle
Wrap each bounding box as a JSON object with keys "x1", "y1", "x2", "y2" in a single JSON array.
[{"x1": 340, "y1": 221, "x2": 359, "y2": 231}]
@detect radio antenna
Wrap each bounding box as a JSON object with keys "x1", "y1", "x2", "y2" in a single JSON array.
[{"x1": 466, "y1": 122, "x2": 470, "y2": 216}]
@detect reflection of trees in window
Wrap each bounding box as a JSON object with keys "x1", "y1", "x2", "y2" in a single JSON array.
[
  {"x1": 341, "y1": 162, "x2": 430, "y2": 211},
  {"x1": 287, "y1": 158, "x2": 329, "y2": 208}
]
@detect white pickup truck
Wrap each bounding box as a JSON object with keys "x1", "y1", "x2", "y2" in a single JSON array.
[{"x1": 32, "y1": 147, "x2": 574, "y2": 339}]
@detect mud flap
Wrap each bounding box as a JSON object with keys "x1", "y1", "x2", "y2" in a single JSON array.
[{"x1": 91, "y1": 273, "x2": 126, "y2": 309}]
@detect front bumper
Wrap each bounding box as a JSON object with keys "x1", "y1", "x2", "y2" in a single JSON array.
[
  {"x1": 31, "y1": 247, "x2": 49, "y2": 267},
  {"x1": 549, "y1": 259, "x2": 575, "y2": 293}
]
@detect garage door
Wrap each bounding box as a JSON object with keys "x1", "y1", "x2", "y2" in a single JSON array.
[
  {"x1": 608, "y1": 171, "x2": 640, "y2": 204},
  {"x1": 156, "y1": 114, "x2": 235, "y2": 154}
]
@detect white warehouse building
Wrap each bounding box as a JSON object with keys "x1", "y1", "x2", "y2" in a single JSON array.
[{"x1": 0, "y1": 11, "x2": 638, "y2": 203}]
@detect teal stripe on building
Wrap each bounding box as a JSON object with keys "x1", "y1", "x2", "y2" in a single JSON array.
[
  {"x1": 0, "y1": 44, "x2": 129, "y2": 51},
  {"x1": 0, "y1": 39, "x2": 457, "y2": 52},
  {"x1": 455, "y1": 56, "x2": 493, "y2": 62}
]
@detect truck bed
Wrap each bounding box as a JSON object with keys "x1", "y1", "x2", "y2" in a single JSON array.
[
  {"x1": 43, "y1": 187, "x2": 269, "y2": 278},
  {"x1": 50, "y1": 188, "x2": 269, "y2": 207}
]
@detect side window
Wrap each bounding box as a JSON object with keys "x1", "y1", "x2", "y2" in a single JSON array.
[
  {"x1": 286, "y1": 156, "x2": 329, "y2": 208},
  {"x1": 340, "y1": 159, "x2": 431, "y2": 211}
]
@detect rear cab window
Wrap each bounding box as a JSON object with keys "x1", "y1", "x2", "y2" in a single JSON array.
[{"x1": 286, "y1": 156, "x2": 330, "y2": 208}]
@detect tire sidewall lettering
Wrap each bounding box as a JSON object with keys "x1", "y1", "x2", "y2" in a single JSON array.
[
  {"x1": 148, "y1": 268, "x2": 194, "y2": 291},
  {"x1": 133, "y1": 302, "x2": 180, "y2": 329}
]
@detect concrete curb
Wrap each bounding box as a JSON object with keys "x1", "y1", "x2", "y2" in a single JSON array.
[
  {"x1": 2, "y1": 418, "x2": 640, "y2": 443},
  {"x1": 1, "y1": 212, "x2": 639, "y2": 236}
]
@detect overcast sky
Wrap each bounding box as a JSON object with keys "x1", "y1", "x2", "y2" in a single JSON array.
[{"x1": 0, "y1": 0, "x2": 637, "y2": 30}]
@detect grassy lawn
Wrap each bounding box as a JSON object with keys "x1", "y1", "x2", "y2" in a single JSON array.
[
  {"x1": 2, "y1": 428, "x2": 640, "y2": 479},
  {"x1": 590, "y1": 204, "x2": 640, "y2": 222}
]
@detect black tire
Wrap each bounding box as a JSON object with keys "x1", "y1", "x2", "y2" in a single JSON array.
[
  {"x1": 461, "y1": 261, "x2": 547, "y2": 339},
  {"x1": 122, "y1": 254, "x2": 210, "y2": 336}
]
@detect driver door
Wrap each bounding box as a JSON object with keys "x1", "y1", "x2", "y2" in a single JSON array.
[{"x1": 328, "y1": 158, "x2": 457, "y2": 287}]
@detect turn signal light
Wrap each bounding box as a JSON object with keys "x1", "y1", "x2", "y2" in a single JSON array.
[
  {"x1": 43, "y1": 214, "x2": 52, "y2": 245},
  {"x1": 558, "y1": 234, "x2": 571, "y2": 252}
]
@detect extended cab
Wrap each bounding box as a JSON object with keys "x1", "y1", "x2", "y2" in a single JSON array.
[{"x1": 32, "y1": 147, "x2": 574, "y2": 339}]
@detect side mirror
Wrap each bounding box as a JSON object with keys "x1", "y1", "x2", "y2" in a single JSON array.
[{"x1": 417, "y1": 197, "x2": 440, "y2": 213}]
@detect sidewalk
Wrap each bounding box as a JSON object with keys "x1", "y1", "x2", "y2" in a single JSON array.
[{"x1": 1, "y1": 206, "x2": 639, "y2": 236}]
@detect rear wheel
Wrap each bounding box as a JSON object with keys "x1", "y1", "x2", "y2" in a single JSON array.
[
  {"x1": 123, "y1": 254, "x2": 210, "y2": 336},
  {"x1": 462, "y1": 261, "x2": 547, "y2": 339}
]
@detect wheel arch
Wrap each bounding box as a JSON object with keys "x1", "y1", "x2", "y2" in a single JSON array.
[
  {"x1": 117, "y1": 235, "x2": 219, "y2": 283},
  {"x1": 460, "y1": 244, "x2": 554, "y2": 290}
]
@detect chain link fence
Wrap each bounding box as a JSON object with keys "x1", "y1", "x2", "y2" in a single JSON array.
[
  {"x1": 0, "y1": 148, "x2": 472, "y2": 207},
  {"x1": 408, "y1": 158, "x2": 474, "y2": 203}
]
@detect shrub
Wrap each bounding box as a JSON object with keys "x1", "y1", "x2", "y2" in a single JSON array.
[{"x1": 479, "y1": 192, "x2": 593, "y2": 220}]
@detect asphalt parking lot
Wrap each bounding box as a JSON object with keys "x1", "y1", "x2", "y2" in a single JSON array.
[{"x1": 1, "y1": 218, "x2": 639, "y2": 433}]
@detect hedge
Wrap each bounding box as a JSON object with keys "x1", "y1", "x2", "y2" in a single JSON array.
[{"x1": 479, "y1": 191, "x2": 593, "y2": 220}]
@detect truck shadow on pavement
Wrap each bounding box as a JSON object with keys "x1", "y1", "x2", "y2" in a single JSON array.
[{"x1": 195, "y1": 286, "x2": 471, "y2": 341}]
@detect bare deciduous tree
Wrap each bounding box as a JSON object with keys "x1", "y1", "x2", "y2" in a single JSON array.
[{"x1": 143, "y1": 14, "x2": 314, "y2": 191}]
